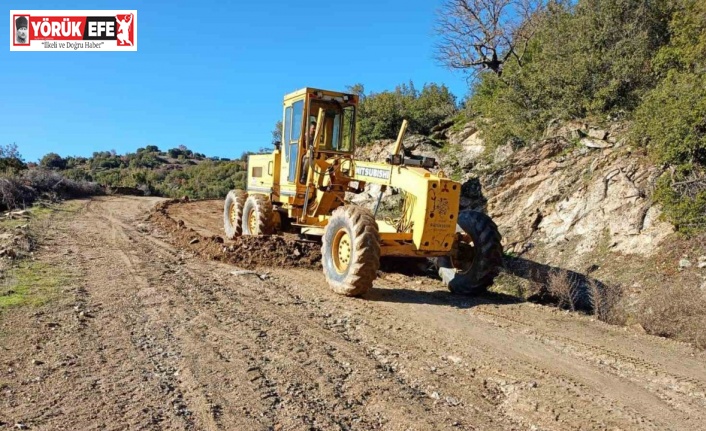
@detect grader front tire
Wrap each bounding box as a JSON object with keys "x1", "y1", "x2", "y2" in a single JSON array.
[
  {"x1": 242, "y1": 194, "x2": 274, "y2": 235},
  {"x1": 224, "y1": 190, "x2": 248, "y2": 240},
  {"x1": 322, "y1": 206, "x2": 381, "y2": 297}
]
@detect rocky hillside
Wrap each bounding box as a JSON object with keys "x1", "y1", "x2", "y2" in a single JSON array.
[
  {"x1": 355, "y1": 119, "x2": 705, "y2": 346},
  {"x1": 359, "y1": 120, "x2": 671, "y2": 257}
]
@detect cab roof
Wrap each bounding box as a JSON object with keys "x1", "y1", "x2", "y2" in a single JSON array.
[{"x1": 283, "y1": 87, "x2": 357, "y2": 104}]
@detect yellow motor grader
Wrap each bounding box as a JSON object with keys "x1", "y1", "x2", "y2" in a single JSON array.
[{"x1": 223, "y1": 87, "x2": 503, "y2": 296}]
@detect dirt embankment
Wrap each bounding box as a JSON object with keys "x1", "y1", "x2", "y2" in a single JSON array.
[
  {"x1": 148, "y1": 199, "x2": 321, "y2": 270},
  {"x1": 1, "y1": 196, "x2": 706, "y2": 431}
]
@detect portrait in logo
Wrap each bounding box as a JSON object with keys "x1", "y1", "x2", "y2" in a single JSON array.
[
  {"x1": 115, "y1": 13, "x2": 134, "y2": 46},
  {"x1": 14, "y1": 16, "x2": 29, "y2": 44}
]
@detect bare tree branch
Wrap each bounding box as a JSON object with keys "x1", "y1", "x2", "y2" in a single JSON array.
[{"x1": 435, "y1": 0, "x2": 549, "y2": 77}]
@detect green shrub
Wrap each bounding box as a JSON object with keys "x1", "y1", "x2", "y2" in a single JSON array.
[
  {"x1": 633, "y1": 71, "x2": 706, "y2": 167},
  {"x1": 653, "y1": 174, "x2": 706, "y2": 235},
  {"x1": 355, "y1": 81, "x2": 457, "y2": 144},
  {"x1": 467, "y1": 0, "x2": 672, "y2": 151},
  {"x1": 653, "y1": 0, "x2": 706, "y2": 74},
  {"x1": 40, "y1": 152, "x2": 67, "y2": 170},
  {"x1": 631, "y1": 0, "x2": 706, "y2": 233}
]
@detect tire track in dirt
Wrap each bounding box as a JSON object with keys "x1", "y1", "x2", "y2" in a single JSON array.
[
  {"x1": 161, "y1": 197, "x2": 706, "y2": 431},
  {"x1": 471, "y1": 307, "x2": 706, "y2": 413},
  {"x1": 3, "y1": 196, "x2": 706, "y2": 431}
]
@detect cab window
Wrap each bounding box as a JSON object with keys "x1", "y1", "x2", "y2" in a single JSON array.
[
  {"x1": 291, "y1": 100, "x2": 303, "y2": 142},
  {"x1": 283, "y1": 106, "x2": 292, "y2": 161}
]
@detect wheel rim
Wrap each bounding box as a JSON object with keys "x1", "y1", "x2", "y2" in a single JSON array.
[
  {"x1": 451, "y1": 234, "x2": 475, "y2": 273},
  {"x1": 332, "y1": 229, "x2": 352, "y2": 274},
  {"x1": 228, "y1": 203, "x2": 238, "y2": 226},
  {"x1": 248, "y1": 209, "x2": 258, "y2": 234}
]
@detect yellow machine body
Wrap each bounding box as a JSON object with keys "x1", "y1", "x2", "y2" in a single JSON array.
[{"x1": 245, "y1": 87, "x2": 461, "y2": 257}]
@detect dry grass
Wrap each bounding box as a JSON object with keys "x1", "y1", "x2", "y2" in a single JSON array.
[
  {"x1": 0, "y1": 177, "x2": 35, "y2": 210},
  {"x1": 547, "y1": 269, "x2": 581, "y2": 311},
  {"x1": 587, "y1": 280, "x2": 625, "y2": 325},
  {"x1": 638, "y1": 284, "x2": 706, "y2": 349}
]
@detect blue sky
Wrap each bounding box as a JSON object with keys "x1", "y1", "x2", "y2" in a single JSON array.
[{"x1": 2, "y1": 0, "x2": 471, "y2": 163}]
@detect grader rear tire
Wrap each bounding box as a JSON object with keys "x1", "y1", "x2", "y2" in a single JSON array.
[
  {"x1": 242, "y1": 194, "x2": 274, "y2": 235},
  {"x1": 322, "y1": 206, "x2": 380, "y2": 296},
  {"x1": 437, "y1": 210, "x2": 503, "y2": 295},
  {"x1": 223, "y1": 190, "x2": 247, "y2": 240}
]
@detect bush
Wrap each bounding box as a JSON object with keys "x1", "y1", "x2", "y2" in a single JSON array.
[
  {"x1": 630, "y1": 0, "x2": 706, "y2": 233},
  {"x1": 638, "y1": 284, "x2": 706, "y2": 349},
  {"x1": 0, "y1": 157, "x2": 26, "y2": 173},
  {"x1": 653, "y1": 173, "x2": 706, "y2": 234},
  {"x1": 0, "y1": 169, "x2": 103, "y2": 211},
  {"x1": 652, "y1": 0, "x2": 706, "y2": 75},
  {"x1": 168, "y1": 148, "x2": 184, "y2": 158},
  {"x1": 587, "y1": 280, "x2": 625, "y2": 325},
  {"x1": 467, "y1": 0, "x2": 672, "y2": 151},
  {"x1": 634, "y1": 71, "x2": 706, "y2": 167},
  {"x1": 546, "y1": 269, "x2": 581, "y2": 311},
  {"x1": 0, "y1": 143, "x2": 26, "y2": 173},
  {"x1": 155, "y1": 160, "x2": 246, "y2": 199},
  {"x1": 355, "y1": 81, "x2": 458, "y2": 144},
  {"x1": 0, "y1": 176, "x2": 36, "y2": 210},
  {"x1": 22, "y1": 169, "x2": 103, "y2": 199},
  {"x1": 40, "y1": 152, "x2": 67, "y2": 170}
]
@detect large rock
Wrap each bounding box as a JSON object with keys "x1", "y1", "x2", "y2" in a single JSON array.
[
  {"x1": 581, "y1": 138, "x2": 613, "y2": 149},
  {"x1": 355, "y1": 134, "x2": 444, "y2": 164},
  {"x1": 448, "y1": 124, "x2": 478, "y2": 146},
  {"x1": 403, "y1": 135, "x2": 444, "y2": 160},
  {"x1": 544, "y1": 119, "x2": 586, "y2": 140},
  {"x1": 483, "y1": 137, "x2": 673, "y2": 263},
  {"x1": 587, "y1": 128, "x2": 608, "y2": 140}
]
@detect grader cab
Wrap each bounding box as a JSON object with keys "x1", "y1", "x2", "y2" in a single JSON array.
[{"x1": 224, "y1": 87, "x2": 503, "y2": 296}]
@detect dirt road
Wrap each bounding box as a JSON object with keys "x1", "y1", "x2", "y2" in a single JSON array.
[{"x1": 1, "y1": 196, "x2": 705, "y2": 430}]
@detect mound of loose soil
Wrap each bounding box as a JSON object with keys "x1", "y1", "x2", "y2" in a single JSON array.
[
  {"x1": 149, "y1": 200, "x2": 321, "y2": 269},
  {"x1": 0, "y1": 224, "x2": 36, "y2": 262}
]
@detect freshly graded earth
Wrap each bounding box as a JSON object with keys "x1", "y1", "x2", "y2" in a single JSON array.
[{"x1": 1, "y1": 196, "x2": 705, "y2": 430}]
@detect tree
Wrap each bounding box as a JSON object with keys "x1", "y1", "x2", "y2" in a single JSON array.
[
  {"x1": 271, "y1": 120, "x2": 283, "y2": 145},
  {"x1": 357, "y1": 91, "x2": 405, "y2": 142},
  {"x1": 346, "y1": 83, "x2": 365, "y2": 99},
  {"x1": 0, "y1": 143, "x2": 26, "y2": 172},
  {"x1": 0, "y1": 143, "x2": 22, "y2": 160},
  {"x1": 435, "y1": 0, "x2": 549, "y2": 76},
  {"x1": 168, "y1": 148, "x2": 184, "y2": 158},
  {"x1": 354, "y1": 81, "x2": 459, "y2": 143},
  {"x1": 408, "y1": 83, "x2": 458, "y2": 134},
  {"x1": 239, "y1": 151, "x2": 255, "y2": 162},
  {"x1": 40, "y1": 152, "x2": 67, "y2": 170}
]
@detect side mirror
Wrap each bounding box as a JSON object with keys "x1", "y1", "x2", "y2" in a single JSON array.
[{"x1": 274, "y1": 141, "x2": 281, "y2": 150}]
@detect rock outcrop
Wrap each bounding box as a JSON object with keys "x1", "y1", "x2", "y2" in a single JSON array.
[
  {"x1": 482, "y1": 138, "x2": 672, "y2": 263},
  {"x1": 355, "y1": 119, "x2": 673, "y2": 266}
]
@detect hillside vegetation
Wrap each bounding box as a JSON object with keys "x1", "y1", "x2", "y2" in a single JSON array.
[
  {"x1": 39, "y1": 146, "x2": 248, "y2": 200},
  {"x1": 351, "y1": 0, "x2": 706, "y2": 234}
]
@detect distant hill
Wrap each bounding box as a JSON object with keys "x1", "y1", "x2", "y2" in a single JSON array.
[{"x1": 36, "y1": 146, "x2": 253, "y2": 200}]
